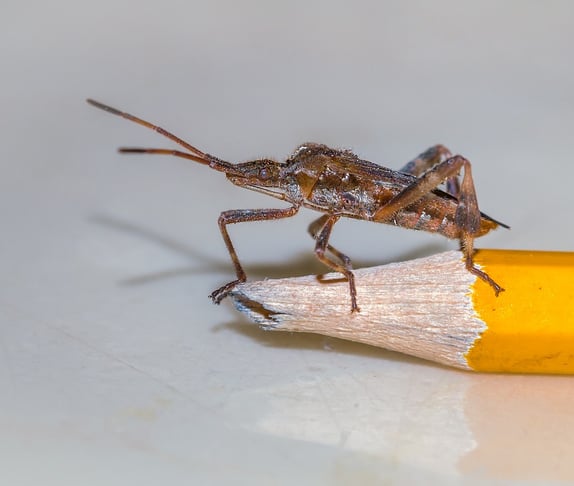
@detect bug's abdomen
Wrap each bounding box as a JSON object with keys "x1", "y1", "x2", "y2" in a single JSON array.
[
  {"x1": 391, "y1": 196, "x2": 460, "y2": 238},
  {"x1": 391, "y1": 194, "x2": 500, "y2": 239}
]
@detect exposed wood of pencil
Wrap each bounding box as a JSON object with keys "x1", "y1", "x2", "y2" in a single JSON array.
[{"x1": 229, "y1": 249, "x2": 574, "y2": 373}]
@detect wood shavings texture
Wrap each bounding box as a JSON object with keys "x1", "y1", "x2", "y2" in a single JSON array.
[{"x1": 231, "y1": 251, "x2": 485, "y2": 369}]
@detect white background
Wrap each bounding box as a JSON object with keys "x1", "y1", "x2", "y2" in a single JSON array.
[{"x1": 2, "y1": 1, "x2": 574, "y2": 484}]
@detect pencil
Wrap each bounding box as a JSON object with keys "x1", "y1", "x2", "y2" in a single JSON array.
[{"x1": 229, "y1": 249, "x2": 574, "y2": 374}]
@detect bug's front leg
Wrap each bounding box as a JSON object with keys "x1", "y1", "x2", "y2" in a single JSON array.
[
  {"x1": 310, "y1": 214, "x2": 359, "y2": 313},
  {"x1": 374, "y1": 155, "x2": 503, "y2": 295},
  {"x1": 210, "y1": 205, "x2": 299, "y2": 304}
]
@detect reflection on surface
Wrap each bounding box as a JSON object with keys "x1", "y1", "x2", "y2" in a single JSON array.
[
  {"x1": 460, "y1": 374, "x2": 574, "y2": 481},
  {"x1": 224, "y1": 321, "x2": 574, "y2": 482},
  {"x1": 237, "y1": 340, "x2": 476, "y2": 476}
]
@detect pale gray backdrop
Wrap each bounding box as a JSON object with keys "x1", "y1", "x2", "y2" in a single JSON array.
[{"x1": 2, "y1": 1, "x2": 573, "y2": 485}]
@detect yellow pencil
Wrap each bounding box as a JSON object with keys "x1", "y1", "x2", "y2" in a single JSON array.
[{"x1": 230, "y1": 250, "x2": 574, "y2": 374}]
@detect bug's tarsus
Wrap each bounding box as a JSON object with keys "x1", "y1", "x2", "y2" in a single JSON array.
[
  {"x1": 210, "y1": 279, "x2": 243, "y2": 304},
  {"x1": 461, "y1": 234, "x2": 505, "y2": 295},
  {"x1": 469, "y1": 264, "x2": 505, "y2": 296}
]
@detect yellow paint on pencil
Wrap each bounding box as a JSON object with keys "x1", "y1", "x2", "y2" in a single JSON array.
[{"x1": 466, "y1": 249, "x2": 574, "y2": 374}]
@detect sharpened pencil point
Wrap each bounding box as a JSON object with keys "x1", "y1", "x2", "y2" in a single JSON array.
[{"x1": 230, "y1": 249, "x2": 574, "y2": 375}]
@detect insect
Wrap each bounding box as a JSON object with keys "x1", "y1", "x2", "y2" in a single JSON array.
[{"x1": 87, "y1": 99, "x2": 508, "y2": 312}]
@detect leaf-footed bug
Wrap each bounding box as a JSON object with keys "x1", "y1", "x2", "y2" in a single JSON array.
[{"x1": 87, "y1": 99, "x2": 508, "y2": 312}]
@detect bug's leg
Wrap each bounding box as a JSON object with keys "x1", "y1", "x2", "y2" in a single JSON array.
[
  {"x1": 312, "y1": 214, "x2": 359, "y2": 313},
  {"x1": 374, "y1": 155, "x2": 503, "y2": 295},
  {"x1": 210, "y1": 205, "x2": 299, "y2": 304},
  {"x1": 461, "y1": 232, "x2": 504, "y2": 295},
  {"x1": 399, "y1": 144, "x2": 460, "y2": 197},
  {"x1": 308, "y1": 215, "x2": 352, "y2": 269}
]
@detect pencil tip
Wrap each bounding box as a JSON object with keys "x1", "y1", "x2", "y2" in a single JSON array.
[{"x1": 229, "y1": 291, "x2": 286, "y2": 330}]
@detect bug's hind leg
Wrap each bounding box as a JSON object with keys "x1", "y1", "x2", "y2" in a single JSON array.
[
  {"x1": 308, "y1": 215, "x2": 359, "y2": 313},
  {"x1": 374, "y1": 154, "x2": 503, "y2": 296},
  {"x1": 400, "y1": 144, "x2": 460, "y2": 197},
  {"x1": 460, "y1": 232, "x2": 504, "y2": 296}
]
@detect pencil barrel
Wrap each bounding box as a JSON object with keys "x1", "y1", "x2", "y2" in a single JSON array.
[{"x1": 467, "y1": 250, "x2": 574, "y2": 373}]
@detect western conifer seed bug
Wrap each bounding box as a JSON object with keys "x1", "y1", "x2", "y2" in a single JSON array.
[{"x1": 87, "y1": 99, "x2": 508, "y2": 313}]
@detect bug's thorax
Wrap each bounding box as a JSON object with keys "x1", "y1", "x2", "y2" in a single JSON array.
[{"x1": 283, "y1": 145, "x2": 406, "y2": 221}]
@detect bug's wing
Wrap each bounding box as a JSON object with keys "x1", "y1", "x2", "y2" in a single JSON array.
[
  {"x1": 349, "y1": 156, "x2": 510, "y2": 230},
  {"x1": 337, "y1": 155, "x2": 418, "y2": 189}
]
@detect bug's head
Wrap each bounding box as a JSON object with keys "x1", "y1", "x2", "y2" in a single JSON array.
[{"x1": 227, "y1": 159, "x2": 284, "y2": 191}]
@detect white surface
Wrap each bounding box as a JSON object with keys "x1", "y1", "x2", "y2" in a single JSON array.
[{"x1": 2, "y1": 1, "x2": 574, "y2": 484}]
